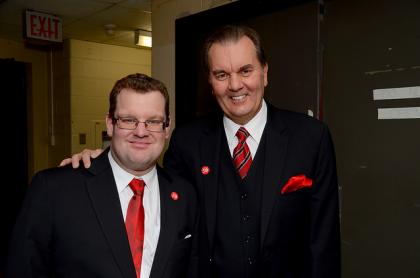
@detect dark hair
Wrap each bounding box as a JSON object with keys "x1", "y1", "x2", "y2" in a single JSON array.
[
  {"x1": 108, "y1": 73, "x2": 170, "y2": 120},
  {"x1": 203, "y1": 25, "x2": 267, "y2": 75}
]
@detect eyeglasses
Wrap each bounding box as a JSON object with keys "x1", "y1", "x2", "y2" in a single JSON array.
[{"x1": 112, "y1": 116, "x2": 169, "y2": 132}]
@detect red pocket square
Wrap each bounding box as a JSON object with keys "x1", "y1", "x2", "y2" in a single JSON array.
[{"x1": 281, "y1": 175, "x2": 313, "y2": 194}]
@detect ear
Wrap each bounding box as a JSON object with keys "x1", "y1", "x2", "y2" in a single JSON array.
[
  {"x1": 164, "y1": 117, "x2": 171, "y2": 139},
  {"x1": 263, "y1": 63, "x2": 268, "y2": 87},
  {"x1": 105, "y1": 114, "x2": 114, "y2": 138}
]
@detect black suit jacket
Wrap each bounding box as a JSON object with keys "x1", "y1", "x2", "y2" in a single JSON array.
[
  {"x1": 163, "y1": 102, "x2": 341, "y2": 277},
  {"x1": 6, "y1": 150, "x2": 198, "y2": 278}
]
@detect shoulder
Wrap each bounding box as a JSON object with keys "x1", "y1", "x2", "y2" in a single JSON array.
[
  {"x1": 267, "y1": 103, "x2": 329, "y2": 135},
  {"x1": 172, "y1": 113, "x2": 222, "y2": 136},
  {"x1": 31, "y1": 166, "x2": 77, "y2": 186},
  {"x1": 28, "y1": 164, "x2": 97, "y2": 196},
  {"x1": 157, "y1": 166, "x2": 197, "y2": 196},
  {"x1": 167, "y1": 114, "x2": 222, "y2": 160},
  {"x1": 21, "y1": 166, "x2": 86, "y2": 207},
  {"x1": 32, "y1": 164, "x2": 93, "y2": 183}
]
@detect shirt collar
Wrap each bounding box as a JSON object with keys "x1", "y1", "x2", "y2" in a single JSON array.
[
  {"x1": 223, "y1": 99, "x2": 267, "y2": 143},
  {"x1": 108, "y1": 151, "x2": 157, "y2": 194}
]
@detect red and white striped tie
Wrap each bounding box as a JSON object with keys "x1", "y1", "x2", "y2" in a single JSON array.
[{"x1": 233, "y1": 127, "x2": 252, "y2": 179}]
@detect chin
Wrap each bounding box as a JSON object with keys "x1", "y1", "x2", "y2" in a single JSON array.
[{"x1": 233, "y1": 109, "x2": 252, "y2": 118}]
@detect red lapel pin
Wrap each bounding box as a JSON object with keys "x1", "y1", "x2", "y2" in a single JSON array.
[
  {"x1": 171, "y1": 191, "x2": 179, "y2": 201},
  {"x1": 201, "y1": 166, "x2": 210, "y2": 175}
]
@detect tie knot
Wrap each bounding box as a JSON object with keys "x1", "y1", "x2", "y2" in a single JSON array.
[
  {"x1": 129, "y1": 178, "x2": 145, "y2": 196},
  {"x1": 236, "y1": 127, "x2": 250, "y2": 142}
]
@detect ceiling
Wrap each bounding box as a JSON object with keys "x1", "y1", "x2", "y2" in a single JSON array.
[{"x1": 0, "y1": 0, "x2": 152, "y2": 48}]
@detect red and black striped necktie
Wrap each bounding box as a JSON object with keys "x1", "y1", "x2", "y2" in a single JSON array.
[{"x1": 233, "y1": 127, "x2": 253, "y2": 179}]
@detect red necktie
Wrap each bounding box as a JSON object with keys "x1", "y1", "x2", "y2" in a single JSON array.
[
  {"x1": 126, "y1": 178, "x2": 145, "y2": 278},
  {"x1": 233, "y1": 127, "x2": 253, "y2": 179}
]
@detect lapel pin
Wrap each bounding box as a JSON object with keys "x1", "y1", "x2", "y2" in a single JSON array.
[
  {"x1": 171, "y1": 191, "x2": 179, "y2": 201},
  {"x1": 201, "y1": 166, "x2": 210, "y2": 175}
]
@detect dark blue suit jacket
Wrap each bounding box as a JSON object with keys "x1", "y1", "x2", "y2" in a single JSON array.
[
  {"x1": 163, "y1": 102, "x2": 341, "y2": 277},
  {"x1": 6, "y1": 150, "x2": 199, "y2": 278}
]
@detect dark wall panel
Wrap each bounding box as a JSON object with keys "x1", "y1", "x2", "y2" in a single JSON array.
[{"x1": 323, "y1": 0, "x2": 420, "y2": 277}]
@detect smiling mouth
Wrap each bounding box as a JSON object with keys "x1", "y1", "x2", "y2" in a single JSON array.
[
  {"x1": 231, "y1": 94, "x2": 247, "y2": 102},
  {"x1": 129, "y1": 140, "x2": 150, "y2": 148}
]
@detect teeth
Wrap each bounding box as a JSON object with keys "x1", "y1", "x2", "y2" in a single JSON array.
[{"x1": 232, "y1": 95, "x2": 246, "y2": 101}]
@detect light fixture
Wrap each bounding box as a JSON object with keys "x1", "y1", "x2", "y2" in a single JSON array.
[{"x1": 135, "y1": 29, "x2": 152, "y2": 48}]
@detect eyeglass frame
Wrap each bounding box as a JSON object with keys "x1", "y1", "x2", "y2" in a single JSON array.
[{"x1": 112, "y1": 116, "x2": 169, "y2": 132}]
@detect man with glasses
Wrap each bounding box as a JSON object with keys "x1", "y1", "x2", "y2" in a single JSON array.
[
  {"x1": 6, "y1": 73, "x2": 198, "y2": 278},
  {"x1": 61, "y1": 25, "x2": 340, "y2": 277}
]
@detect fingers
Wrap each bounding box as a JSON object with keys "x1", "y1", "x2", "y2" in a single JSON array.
[
  {"x1": 81, "y1": 148, "x2": 103, "y2": 168},
  {"x1": 92, "y1": 149, "x2": 102, "y2": 159},
  {"x1": 60, "y1": 148, "x2": 104, "y2": 169},
  {"x1": 59, "y1": 158, "x2": 73, "y2": 167},
  {"x1": 81, "y1": 149, "x2": 93, "y2": 168},
  {"x1": 71, "y1": 153, "x2": 82, "y2": 168}
]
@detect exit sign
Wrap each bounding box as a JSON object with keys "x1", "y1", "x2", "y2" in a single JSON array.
[{"x1": 25, "y1": 10, "x2": 62, "y2": 43}]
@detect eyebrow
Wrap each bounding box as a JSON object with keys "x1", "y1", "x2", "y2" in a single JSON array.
[
  {"x1": 212, "y1": 69, "x2": 226, "y2": 75},
  {"x1": 239, "y1": 64, "x2": 254, "y2": 71},
  {"x1": 212, "y1": 64, "x2": 254, "y2": 75},
  {"x1": 116, "y1": 115, "x2": 165, "y2": 120}
]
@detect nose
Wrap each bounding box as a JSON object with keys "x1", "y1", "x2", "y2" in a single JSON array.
[
  {"x1": 228, "y1": 73, "x2": 243, "y2": 92},
  {"x1": 133, "y1": 121, "x2": 149, "y2": 137}
]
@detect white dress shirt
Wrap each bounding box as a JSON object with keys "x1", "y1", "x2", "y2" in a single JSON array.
[
  {"x1": 223, "y1": 99, "x2": 268, "y2": 158},
  {"x1": 108, "y1": 152, "x2": 161, "y2": 278}
]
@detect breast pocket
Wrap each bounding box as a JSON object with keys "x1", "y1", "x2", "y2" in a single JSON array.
[
  {"x1": 171, "y1": 236, "x2": 193, "y2": 258},
  {"x1": 165, "y1": 236, "x2": 193, "y2": 277}
]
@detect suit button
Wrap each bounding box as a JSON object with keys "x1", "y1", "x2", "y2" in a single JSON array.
[
  {"x1": 248, "y1": 257, "x2": 253, "y2": 265},
  {"x1": 209, "y1": 258, "x2": 213, "y2": 264},
  {"x1": 245, "y1": 235, "x2": 253, "y2": 243},
  {"x1": 242, "y1": 215, "x2": 250, "y2": 222},
  {"x1": 241, "y1": 193, "x2": 247, "y2": 199}
]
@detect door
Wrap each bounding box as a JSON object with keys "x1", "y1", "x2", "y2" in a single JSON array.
[{"x1": 0, "y1": 58, "x2": 29, "y2": 271}]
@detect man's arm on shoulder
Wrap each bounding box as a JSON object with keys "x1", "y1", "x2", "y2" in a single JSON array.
[{"x1": 59, "y1": 148, "x2": 103, "y2": 168}]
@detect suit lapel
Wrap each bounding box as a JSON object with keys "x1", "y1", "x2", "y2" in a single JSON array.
[
  {"x1": 149, "y1": 168, "x2": 177, "y2": 278},
  {"x1": 260, "y1": 107, "x2": 289, "y2": 248},
  {"x1": 199, "y1": 119, "x2": 223, "y2": 251},
  {"x1": 86, "y1": 151, "x2": 136, "y2": 278}
]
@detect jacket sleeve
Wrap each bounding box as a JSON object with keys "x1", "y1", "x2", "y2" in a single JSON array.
[
  {"x1": 310, "y1": 124, "x2": 341, "y2": 277},
  {"x1": 5, "y1": 172, "x2": 54, "y2": 278}
]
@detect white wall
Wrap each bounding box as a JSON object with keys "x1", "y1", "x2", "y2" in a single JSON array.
[{"x1": 68, "y1": 39, "x2": 151, "y2": 153}]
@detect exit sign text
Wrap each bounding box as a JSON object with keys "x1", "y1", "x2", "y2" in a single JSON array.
[{"x1": 25, "y1": 10, "x2": 62, "y2": 43}]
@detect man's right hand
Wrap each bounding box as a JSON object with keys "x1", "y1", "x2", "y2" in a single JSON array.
[{"x1": 59, "y1": 148, "x2": 103, "y2": 168}]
